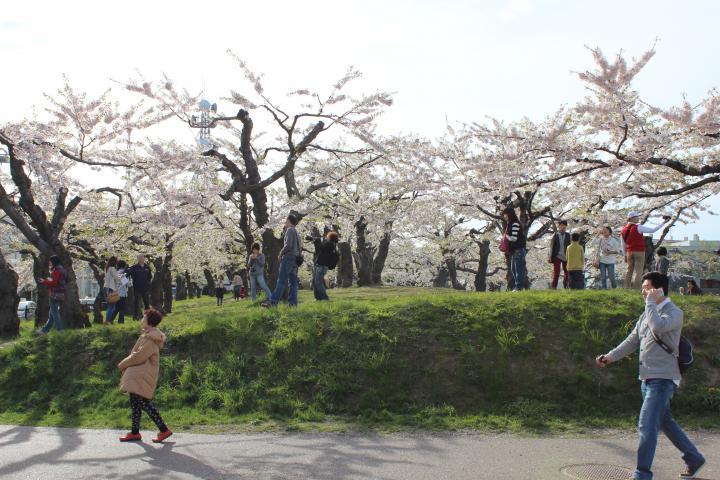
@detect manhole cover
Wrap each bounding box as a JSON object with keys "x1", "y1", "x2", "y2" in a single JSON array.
[{"x1": 561, "y1": 464, "x2": 633, "y2": 480}]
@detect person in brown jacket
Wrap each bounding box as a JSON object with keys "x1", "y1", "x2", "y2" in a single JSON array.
[{"x1": 118, "y1": 308, "x2": 173, "y2": 443}]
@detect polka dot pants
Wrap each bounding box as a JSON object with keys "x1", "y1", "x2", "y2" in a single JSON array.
[{"x1": 130, "y1": 393, "x2": 168, "y2": 434}]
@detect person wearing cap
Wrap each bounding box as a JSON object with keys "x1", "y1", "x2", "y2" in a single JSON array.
[{"x1": 621, "y1": 212, "x2": 671, "y2": 289}]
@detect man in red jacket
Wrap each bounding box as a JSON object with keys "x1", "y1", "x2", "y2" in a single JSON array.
[{"x1": 621, "y1": 212, "x2": 670, "y2": 289}]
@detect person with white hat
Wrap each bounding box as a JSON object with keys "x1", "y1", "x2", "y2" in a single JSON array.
[{"x1": 621, "y1": 211, "x2": 671, "y2": 289}]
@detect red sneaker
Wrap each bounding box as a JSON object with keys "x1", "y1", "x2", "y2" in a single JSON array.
[
  {"x1": 119, "y1": 432, "x2": 142, "y2": 442},
  {"x1": 152, "y1": 430, "x2": 173, "y2": 443}
]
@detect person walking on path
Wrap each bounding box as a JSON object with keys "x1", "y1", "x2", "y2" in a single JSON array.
[
  {"x1": 108, "y1": 260, "x2": 131, "y2": 324},
  {"x1": 596, "y1": 271, "x2": 706, "y2": 480},
  {"x1": 215, "y1": 275, "x2": 225, "y2": 306},
  {"x1": 128, "y1": 254, "x2": 152, "y2": 320},
  {"x1": 118, "y1": 308, "x2": 173, "y2": 443},
  {"x1": 596, "y1": 226, "x2": 620, "y2": 289},
  {"x1": 247, "y1": 243, "x2": 273, "y2": 302},
  {"x1": 566, "y1": 233, "x2": 585, "y2": 290},
  {"x1": 38, "y1": 255, "x2": 67, "y2": 334},
  {"x1": 263, "y1": 214, "x2": 302, "y2": 307},
  {"x1": 548, "y1": 220, "x2": 570, "y2": 289},
  {"x1": 104, "y1": 257, "x2": 122, "y2": 325},
  {"x1": 309, "y1": 231, "x2": 339, "y2": 301},
  {"x1": 231, "y1": 272, "x2": 243, "y2": 301},
  {"x1": 621, "y1": 212, "x2": 671, "y2": 289},
  {"x1": 502, "y1": 207, "x2": 526, "y2": 291},
  {"x1": 655, "y1": 247, "x2": 670, "y2": 276}
]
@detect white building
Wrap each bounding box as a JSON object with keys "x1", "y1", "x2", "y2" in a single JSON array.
[{"x1": 664, "y1": 234, "x2": 720, "y2": 253}]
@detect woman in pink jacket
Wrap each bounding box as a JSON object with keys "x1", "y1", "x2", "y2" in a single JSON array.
[{"x1": 117, "y1": 308, "x2": 173, "y2": 443}]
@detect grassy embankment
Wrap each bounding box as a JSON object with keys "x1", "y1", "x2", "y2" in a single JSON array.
[{"x1": 1, "y1": 287, "x2": 718, "y2": 433}]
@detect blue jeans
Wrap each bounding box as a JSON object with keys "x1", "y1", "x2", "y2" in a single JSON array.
[
  {"x1": 270, "y1": 256, "x2": 299, "y2": 306},
  {"x1": 510, "y1": 248, "x2": 526, "y2": 290},
  {"x1": 599, "y1": 262, "x2": 617, "y2": 289},
  {"x1": 41, "y1": 299, "x2": 64, "y2": 333},
  {"x1": 105, "y1": 288, "x2": 117, "y2": 323},
  {"x1": 635, "y1": 379, "x2": 704, "y2": 480},
  {"x1": 249, "y1": 274, "x2": 272, "y2": 302},
  {"x1": 313, "y1": 265, "x2": 329, "y2": 300}
]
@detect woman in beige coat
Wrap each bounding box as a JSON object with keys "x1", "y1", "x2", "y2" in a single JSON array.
[{"x1": 118, "y1": 308, "x2": 173, "y2": 443}]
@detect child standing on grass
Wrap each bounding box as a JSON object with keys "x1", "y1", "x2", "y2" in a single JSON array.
[
  {"x1": 566, "y1": 232, "x2": 585, "y2": 290},
  {"x1": 118, "y1": 308, "x2": 173, "y2": 443}
]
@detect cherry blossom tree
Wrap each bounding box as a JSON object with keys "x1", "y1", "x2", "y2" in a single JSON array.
[{"x1": 0, "y1": 81, "x2": 165, "y2": 327}]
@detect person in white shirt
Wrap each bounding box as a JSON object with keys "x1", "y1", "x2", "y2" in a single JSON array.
[{"x1": 595, "y1": 226, "x2": 621, "y2": 289}]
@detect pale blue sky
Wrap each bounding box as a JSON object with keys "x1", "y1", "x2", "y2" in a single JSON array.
[{"x1": 1, "y1": 0, "x2": 718, "y2": 238}]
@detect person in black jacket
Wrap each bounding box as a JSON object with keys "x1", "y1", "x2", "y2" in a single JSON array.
[
  {"x1": 502, "y1": 207, "x2": 526, "y2": 291},
  {"x1": 307, "y1": 231, "x2": 339, "y2": 301},
  {"x1": 548, "y1": 220, "x2": 571, "y2": 289},
  {"x1": 128, "y1": 254, "x2": 153, "y2": 320}
]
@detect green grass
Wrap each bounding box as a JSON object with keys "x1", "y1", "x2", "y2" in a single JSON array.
[{"x1": 1, "y1": 287, "x2": 719, "y2": 434}]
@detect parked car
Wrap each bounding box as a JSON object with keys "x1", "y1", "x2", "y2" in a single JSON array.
[{"x1": 17, "y1": 301, "x2": 37, "y2": 320}]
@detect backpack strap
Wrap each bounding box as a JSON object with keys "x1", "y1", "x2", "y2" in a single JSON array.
[{"x1": 649, "y1": 328, "x2": 678, "y2": 358}]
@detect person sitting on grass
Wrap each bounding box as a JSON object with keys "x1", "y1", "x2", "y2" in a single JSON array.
[
  {"x1": 566, "y1": 232, "x2": 585, "y2": 290},
  {"x1": 118, "y1": 308, "x2": 172, "y2": 443}
]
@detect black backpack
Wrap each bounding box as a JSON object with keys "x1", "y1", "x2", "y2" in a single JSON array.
[{"x1": 651, "y1": 331, "x2": 694, "y2": 373}]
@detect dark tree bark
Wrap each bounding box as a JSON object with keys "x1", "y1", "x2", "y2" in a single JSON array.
[
  {"x1": 352, "y1": 216, "x2": 392, "y2": 287},
  {"x1": 371, "y1": 222, "x2": 392, "y2": 285},
  {"x1": 0, "y1": 248, "x2": 20, "y2": 338},
  {"x1": 88, "y1": 263, "x2": 106, "y2": 324},
  {"x1": 184, "y1": 271, "x2": 194, "y2": 299},
  {"x1": 432, "y1": 266, "x2": 449, "y2": 288},
  {"x1": 31, "y1": 252, "x2": 49, "y2": 328},
  {"x1": 202, "y1": 268, "x2": 216, "y2": 295},
  {"x1": 162, "y1": 242, "x2": 174, "y2": 314},
  {"x1": 261, "y1": 228, "x2": 283, "y2": 291},
  {"x1": 150, "y1": 258, "x2": 164, "y2": 308},
  {"x1": 175, "y1": 274, "x2": 187, "y2": 301},
  {"x1": 474, "y1": 239, "x2": 492, "y2": 292},
  {"x1": 336, "y1": 241, "x2": 354, "y2": 288}
]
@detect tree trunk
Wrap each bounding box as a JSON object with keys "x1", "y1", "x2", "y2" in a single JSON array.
[
  {"x1": 202, "y1": 268, "x2": 215, "y2": 296},
  {"x1": 150, "y1": 258, "x2": 164, "y2": 307},
  {"x1": 162, "y1": 244, "x2": 173, "y2": 314},
  {"x1": 184, "y1": 271, "x2": 194, "y2": 299},
  {"x1": 261, "y1": 228, "x2": 283, "y2": 291},
  {"x1": 474, "y1": 240, "x2": 492, "y2": 292},
  {"x1": 644, "y1": 236, "x2": 656, "y2": 273},
  {"x1": 353, "y1": 217, "x2": 375, "y2": 286},
  {"x1": 0, "y1": 249, "x2": 20, "y2": 338},
  {"x1": 56, "y1": 250, "x2": 90, "y2": 328},
  {"x1": 433, "y1": 265, "x2": 449, "y2": 288},
  {"x1": 88, "y1": 264, "x2": 105, "y2": 324},
  {"x1": 444, "y1": 256, "x2": 465, "y2": 290},
  {"x1": 336, "y1": 241, "x2": 354, "y2": 288},
  {"x1": 175, "y1": 274, "x2": 187, "y2": 301},
  {"x1": 32, "y1": 253, "x2": 49, "y2": 328},
  {"x1": 370, "y1": 222, "x2": 392, "y2": 285}
]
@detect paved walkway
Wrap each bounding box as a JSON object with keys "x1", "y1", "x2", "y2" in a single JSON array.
[{"x1": 0, "y1": 425, "x2": 716, "y2": 479}]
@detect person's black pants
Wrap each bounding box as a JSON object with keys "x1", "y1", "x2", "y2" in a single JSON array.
[
  {"x1": 133, "y1": 291, "x2": 151, "y2": 319},
  {"x1": 129, "y1": 393, "x2": 167, "y2": 434}
]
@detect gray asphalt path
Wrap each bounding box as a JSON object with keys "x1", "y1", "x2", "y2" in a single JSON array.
[{"x1": 0, "y1": 425, "x2": 717, "y2": 479}]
